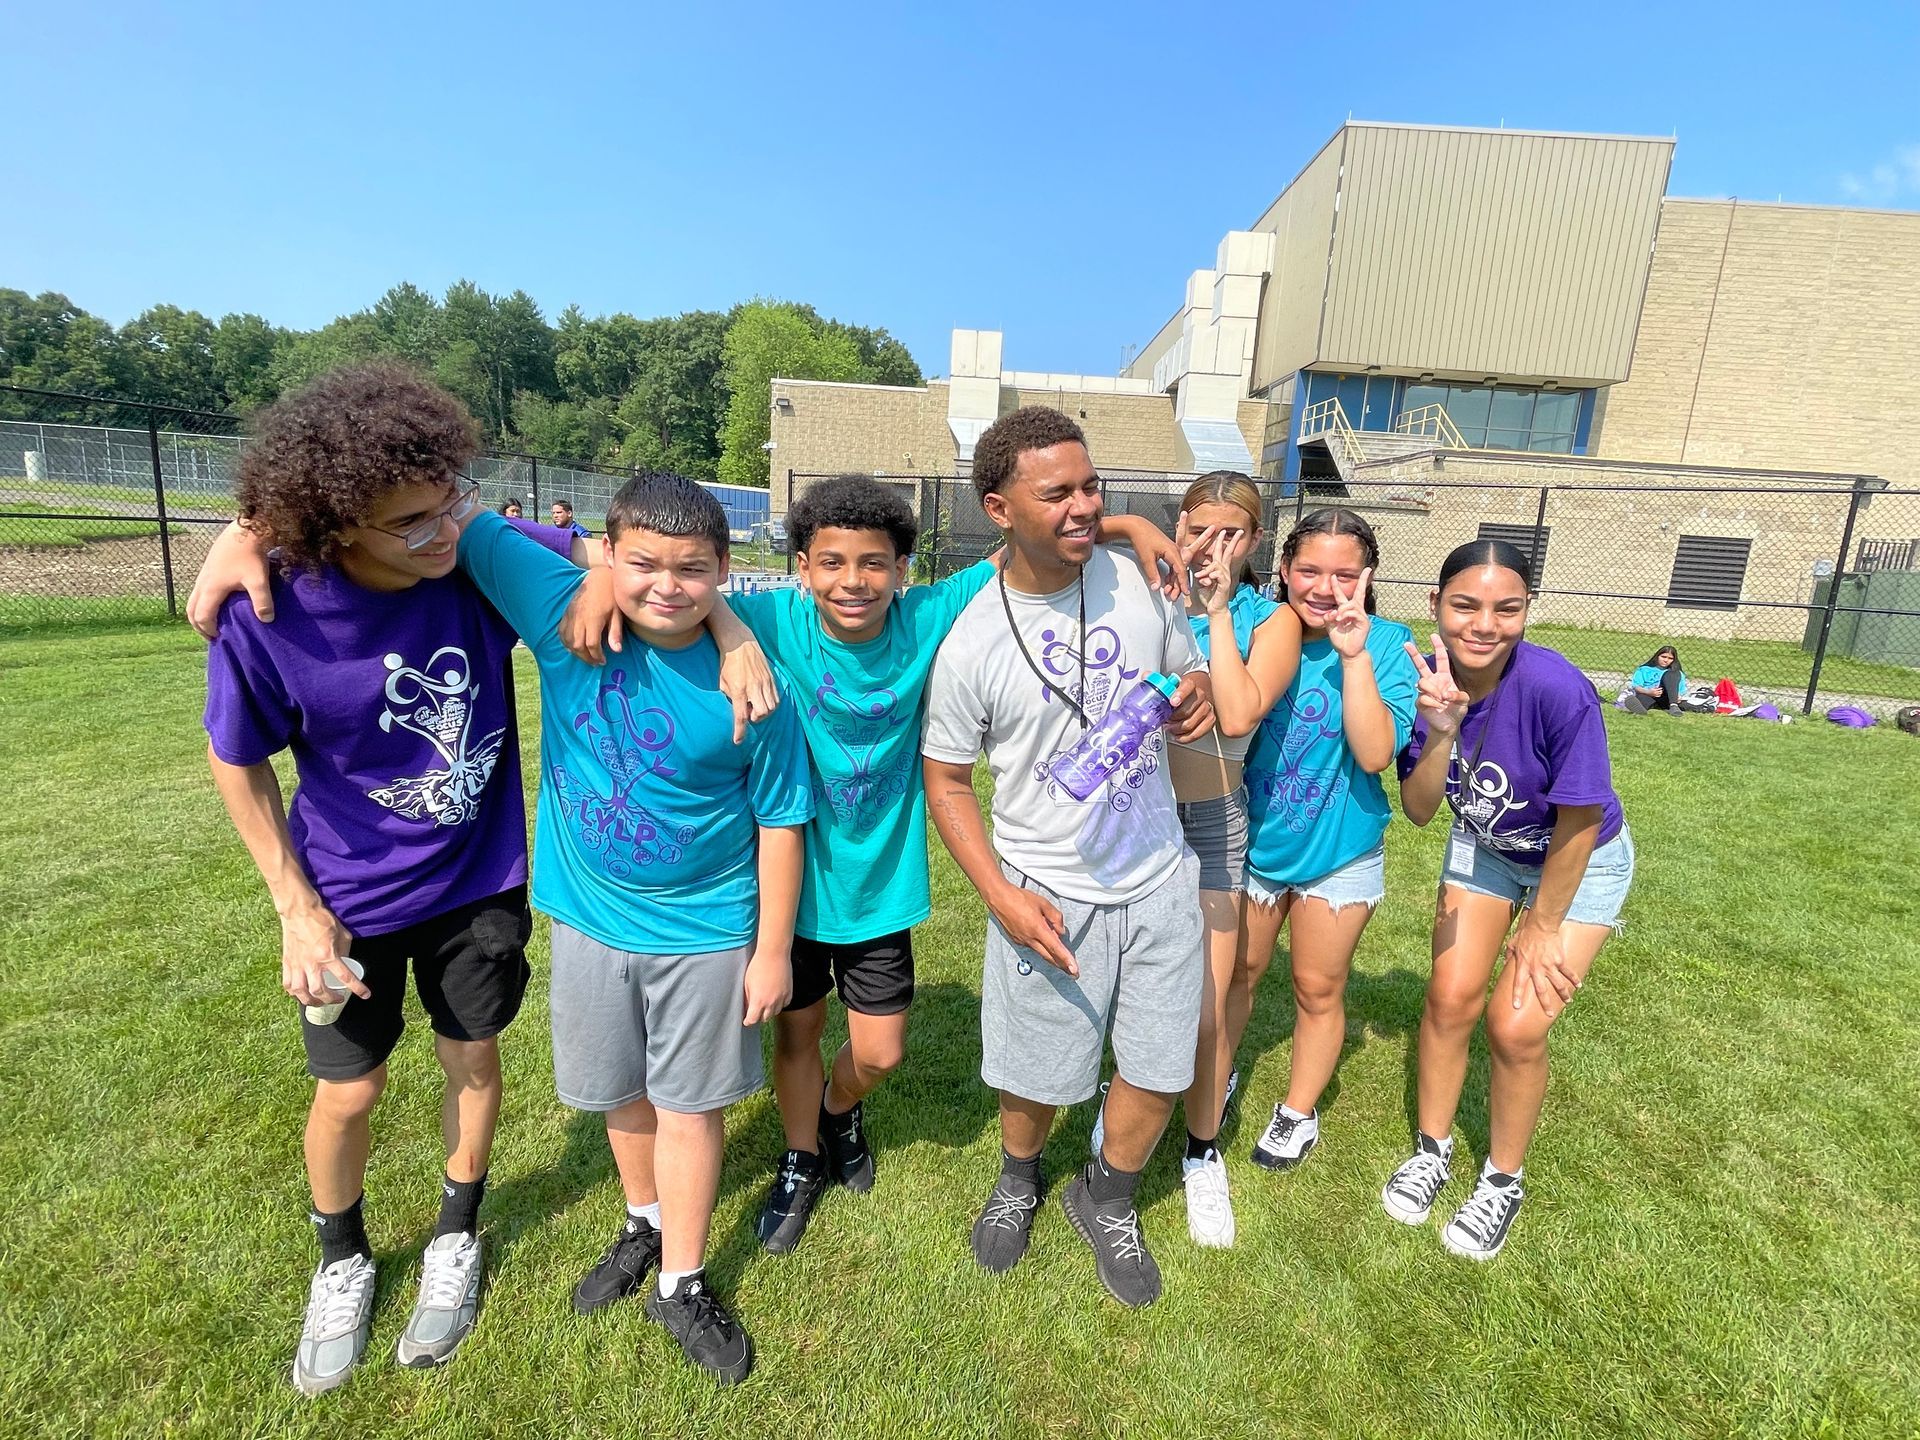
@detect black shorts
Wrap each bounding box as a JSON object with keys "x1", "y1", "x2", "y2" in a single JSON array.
[
  {"x1": 785, "y1": 929, "x2": 914, "y2": 1017},
  {"x1": 302, "y1": 886, "x2": 533, "y2": 1082}
]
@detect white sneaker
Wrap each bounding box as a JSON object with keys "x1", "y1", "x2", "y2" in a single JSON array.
[
  {"x1": 1181, "y1": 1154, "x2": 1236, "y2": 1248},
  {"x1": 1250, "y1": 1103, "x2": 1318, "y2": 1171},
  {"x1": 293, "y1": 1253, "x2": 377, "y2": 1396},
  {"x1": 1381, "y1": 1135, "x2": 1454, "y2": 1225},
  {"x1": 1089, "y1": 1080, "x2": 1111, "y2": 1160},
  {"x1": 1441, "y1": 1166, "x2": 1525, "y2": 1261},
  {"x1": 396, "y1": 1231, "x2": 483, "y2": 1368}
]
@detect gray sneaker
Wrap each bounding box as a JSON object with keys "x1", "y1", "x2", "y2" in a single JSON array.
[
  {"x1": 1060, "y1": 1171, "x2": 1162, "y2": 1308},
  {"x1": 292, "y1": 1253, "x2": 377, "y2": 1396},
  {"x1": 395, "y1": 1231, "x2": 483, "y2": 1368},
  {"x1": 969, "y1": 1175, "x2": 1042, "y2": 1274}
]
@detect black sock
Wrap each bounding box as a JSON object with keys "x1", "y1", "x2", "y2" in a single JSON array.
[
  {"x1": 312, "y1": 1194, "x2": 370, "y2": 1268},
  {"x1": 1000, "y1": 1148, "x2": 1043, "y2": 1188},
  {"x1": 1086, "y1": 1153, "x2": 1142, "y2": 1204},
  {"x1": 821, "y1": 1097, "x2": 861, "y2": 1134},
  {"x1": 786, "y1": 1146, "x2": 826, "y2": 1176},
  {"x1": 435, "y1": 1171, "x2": 486, "y2": 1239},
  {"x1": 1184, "y1": 1131, "x2": 1219, "y2": 1164}
]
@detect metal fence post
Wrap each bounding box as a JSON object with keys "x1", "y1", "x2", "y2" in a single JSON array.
[
  {"x1": 529, "y1": 455, "x2": 540, "y2": 515},
  {"x1": 146, "y1": 413, "x2": 178, "y2": 617},
  {"x1": 1531, "y1": 486, "x2": 1550, "y2": 590},
  {"x1": 1803, "y1": 477, "x2": 1872, "y2": 715},
  {"x1": 927, "y1": 475, "x2": 944, "y2": 581}
]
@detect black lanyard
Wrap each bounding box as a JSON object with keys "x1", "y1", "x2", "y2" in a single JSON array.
[
  {"x1": 1450, "y1": 650, "x2": 1512, "y2": 790},
  {"x1": 999, "y1": 567, "x2": 1089, "y2": 730}
]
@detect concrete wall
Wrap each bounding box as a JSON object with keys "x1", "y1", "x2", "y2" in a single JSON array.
[
  {"x1": 766, "y1": 379, "x2": 953, "y2": 512},
  {"x1": 1601, "y1": 199, "x2": 1920, "y2": 488}
]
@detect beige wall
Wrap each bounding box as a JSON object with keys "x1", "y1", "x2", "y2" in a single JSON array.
[
  {"x1": 766, "y1": 380, "x2": 953, "y2": 512},
  {"x1": 1250, "y1": 133, "x2": 1344, "y2": 392},
  {"x1": 1125, "y1": 309, "x2": 1183, "y2": 386},
  {"x1": 1601, "y1": 200, "x2": 1920, "y2": 488},
  {"x1": 1345, "y1": 449, "x2": 1874, "y2": 643}
]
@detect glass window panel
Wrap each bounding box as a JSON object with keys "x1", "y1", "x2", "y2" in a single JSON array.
[
  {"x1": 1403, "y1": 383, "x2": 1447, "y2": 413},
  {"x1": 1532, "y1": 390, "x2": 1578, "y2": 434},
  {"x1": 1446, "y1": 386, "x2": 1492, "y2": 427},
  {"x1": 1528, "y1": 433, "x2": 1574, "y2": 453},
  {"x1": 1488, "y1": 388, "x2": 1534, "y2": 433},
  {"x1": 1486, "y1": 428, "x2": 1529, "y2": 450}
]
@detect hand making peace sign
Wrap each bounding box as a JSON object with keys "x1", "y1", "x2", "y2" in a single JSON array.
[
  {"x1": 1325, "y1": 567, "x2": 1374, "y2": 658},
  {"x1": 1401, "y1": 632, "x2": 1471, "y2": 737},
  {"x1": 1176, "y1": 521, "x2": 1231, "y2": 615}
]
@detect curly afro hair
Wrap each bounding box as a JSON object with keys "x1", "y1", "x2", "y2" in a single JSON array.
[
  {"x1": 788, "y1": 474, "x2": 918, "y2": 558},
  {"x1": 971, "y1": 406, "x2": 1087, "y2": 502},
  {"x1": 237, "y1": 360, "x2": 480, "y2": 570}
]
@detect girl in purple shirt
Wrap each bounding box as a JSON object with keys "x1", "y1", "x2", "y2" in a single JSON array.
[{"x1": 1384, "y1": 539, "x2": 1634, "y2": 1261}]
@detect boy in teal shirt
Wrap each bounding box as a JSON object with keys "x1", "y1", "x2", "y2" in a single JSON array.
[
  {"x1": 563, "y1": 476, "x2": 1184, "y2": 1255},
  {"x1": 459, "y1": 475, "x2": 812, "y2": 1385}
]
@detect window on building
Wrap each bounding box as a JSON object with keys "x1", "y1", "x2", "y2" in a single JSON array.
[
  {"x1": 1397, "y1": 381, "x2": 1581, "y2": 452},
  {"x1": 1477, "y1": 522, "x2": 1551, "y2": 588},
  {"x1": 1666, "y1": 535, "x2": 1752, "y2": 611}
]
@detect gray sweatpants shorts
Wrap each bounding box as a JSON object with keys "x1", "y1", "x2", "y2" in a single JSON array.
[
  {"x1": 549, "y1": 921, "x2": 762, "y2": 1115},
  {"x1": 982, "y1": 851, "x2": 1204, "y2": 1106}
]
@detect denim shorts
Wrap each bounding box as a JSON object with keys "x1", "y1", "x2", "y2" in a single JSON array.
[
  {"x1": 1442, "y1": 824, "x2": 1636, "y2": 930},
  {"x1": 1246, "y1": 845, "x2": 1386, "y2": 913},
  {"x1": 1177, "y1": 787, "x2": 1248, "y2": 894}
]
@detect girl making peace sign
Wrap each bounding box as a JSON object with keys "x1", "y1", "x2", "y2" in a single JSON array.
[
  {"x1": 1233, "y1": 508, "x2": 1419, "y2": 1175},
  {"x1": 1385, "y1": 539, "x2": 1633, "y2": 1261}
]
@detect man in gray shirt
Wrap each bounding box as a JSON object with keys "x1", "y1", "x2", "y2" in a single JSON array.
[{"x1": 922, "y1": 407, "x2": 1213, "y2": 1307}]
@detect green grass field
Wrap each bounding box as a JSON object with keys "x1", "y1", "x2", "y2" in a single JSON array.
[{"x1": 2, "y1": 625, "x2": 1917, "y2": 1438}]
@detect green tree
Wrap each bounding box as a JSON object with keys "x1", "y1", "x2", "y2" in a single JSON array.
[
  {"x1": 717, "y1": 300, "x2": 864, "y2": 488},
  {"x1": 118, "y1": 305, "x2": 223, "y2": 411},
  {"x1": 511, "y1": 392, "x2": 611, "y2": 461},
  {"x1": 212, "y1": 313, "x2": 287, "y2": 411}
]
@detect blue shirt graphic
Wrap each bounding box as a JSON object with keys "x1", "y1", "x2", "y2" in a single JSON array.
[
  {"x1": 1244, "y1": 617, "x2": 1418, "y2": 886},
  {"x1": 458, "y1": 509, "x2": 815, "y2": 953},
  {"x1": 732, "y1": 560, "x2": 997, "y2": 942}
]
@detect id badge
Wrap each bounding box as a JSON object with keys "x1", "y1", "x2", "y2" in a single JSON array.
[{"x1": 1447, "y1": 830, "x2": 1477, "y2": 879}]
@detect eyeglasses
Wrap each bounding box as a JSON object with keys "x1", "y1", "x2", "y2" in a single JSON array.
[{"x1": 369, "y1": 483, "x2": 480, "y2": 551}]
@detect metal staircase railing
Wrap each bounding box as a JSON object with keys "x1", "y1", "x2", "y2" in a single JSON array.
[
  {"x1": 1298, "y1": 397, "x2": 1367, "y2": 475},
  {"x1": 1393, "y1": 402, "x2": 1468, "y2": 449}
]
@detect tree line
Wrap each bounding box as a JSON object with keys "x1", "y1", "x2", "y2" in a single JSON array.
[{"x1": 0, "y1": 285, "x2": 923, "y2": 487}]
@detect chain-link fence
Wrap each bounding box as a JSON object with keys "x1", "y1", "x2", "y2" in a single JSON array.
[
  {"x1": 0, "y1": 385, "x2": 773, "y2": 632},
  {"x1": 788, "y1": 469, "x2": 1920, "y2": 717}
]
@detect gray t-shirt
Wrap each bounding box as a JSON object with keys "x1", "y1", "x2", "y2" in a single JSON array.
[{"x1": 923, "y1": 544, "x2": 1202, "y2": 906}]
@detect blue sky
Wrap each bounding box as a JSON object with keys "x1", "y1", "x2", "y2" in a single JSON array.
[{"x1": 5, "y1": 1, "x2": 1916, "y2": 378}]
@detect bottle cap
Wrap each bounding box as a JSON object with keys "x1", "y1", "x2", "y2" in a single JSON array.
[{"x1": 1145, "y1": 671, "x2": 1180, "y2": 701}]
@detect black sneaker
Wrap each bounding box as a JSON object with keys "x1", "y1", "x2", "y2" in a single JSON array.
[
  {"x1": 1059, "y1": 1170, "x2": 1162, "y2": 1308},
  {"x1": 1441, "y1": 1169, "x2": 1525, "y2": 1261},
  {"x1": 571, "y1": 1215, "x2": 662, "y2": 1315},
  {"x1": 820, "y1": 1101, "x2": 875, "y2": 1194},
  {"x1": 644, "y1": 1273, "x2": 754, "y2": 1385},
  {"x1": 1381, "y1": 1133, "x2": 1453, "y2": 1225},
  {"x1": 969, "y1": 1173, "x2": 1042, "y2": 1274},
  {"x1": 755, "y1": 1149, "x2": 827, "y2": 1255}
]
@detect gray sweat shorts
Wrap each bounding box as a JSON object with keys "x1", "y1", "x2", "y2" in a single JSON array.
[
  {"x1": 982, "y1": 850, "x2": 1204, "y2": 1106},
  {"x1": 549, "y1": 921, "x2": 763, "y2": 1115}
]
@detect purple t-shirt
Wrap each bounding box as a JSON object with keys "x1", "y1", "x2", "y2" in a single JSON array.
[
  {"x1": 1399, "y1": 640, "x2": 1623, "y2": 860},
  {"x1": 203, "y1": 522, "x2": 573, "y2": 936}
]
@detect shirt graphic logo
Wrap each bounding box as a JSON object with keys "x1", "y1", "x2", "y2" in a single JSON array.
[
  {"x1": 552, "y1": 665, "x2": 694, "y2": 877},
  {"x1": 809, "y1": 671, "x2": 911, "y2": 835},
  {"x1": 1448, "y1": 756, "x2": 1550, "y2": 852},
  {"x1": 367, "y1": 647, "x2": 503, "y2": 826},
  {"x1": 1252, "y1": 684, "x2": 1345, "y2": 832}
]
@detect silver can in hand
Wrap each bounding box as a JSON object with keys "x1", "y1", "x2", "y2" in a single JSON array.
[{"x1": 304, "y1": 957, "x2": 366, "y2": 1026}]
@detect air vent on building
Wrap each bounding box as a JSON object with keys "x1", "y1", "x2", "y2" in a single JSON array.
[
  {"x1": 1666, "y1": 534, "x2": 1752, "y2": 611},
  {"x1": 1476, "y1": 523, "x2": 1551, "y2": 588}
]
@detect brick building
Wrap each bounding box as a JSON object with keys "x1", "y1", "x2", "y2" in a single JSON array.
[{"x1": 762, "y1": 122, "x2": 1920, "y2": 645}]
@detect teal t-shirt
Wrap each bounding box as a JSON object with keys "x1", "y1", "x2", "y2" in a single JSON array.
[
  {"x1": 732, "y1": 560, "x2": 998, "y2": 942},
  {"x1": 1244, "y1": 617, "x2": 1418, "y2": 886},
  {"x1": 1189, "y1": 583, "x2": 1282, "y2": 662},
  {"x1": 458, "y1": 509, "x2": 815, "y2": 953}
]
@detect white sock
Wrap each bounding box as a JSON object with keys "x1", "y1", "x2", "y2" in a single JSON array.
[
  {"x1": 1280, "y1": 1103, "x2": 1312, "y2": 1121},
  {"x1": 658, "y1": 1266, "x2": 701, "y2": 1298},
  {"x1": 1481, "y1": 1159, "x2": 1523, "y2": 1184},
  {"x1": 626, "y1": 1201, "x2": 661, "y2": 1228}
]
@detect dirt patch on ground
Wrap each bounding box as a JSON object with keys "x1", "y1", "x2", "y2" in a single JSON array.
[{"x1": 0, "y1": 529, "x2": 217, "y2": 598}]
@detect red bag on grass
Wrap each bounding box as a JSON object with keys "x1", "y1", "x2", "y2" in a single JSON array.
[{"x1": 1714, "y1": 678, "x2": 1741, "y2": 714}]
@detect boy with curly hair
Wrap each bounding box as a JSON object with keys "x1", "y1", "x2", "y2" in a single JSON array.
[{"x1": 202, "y1": 361, "x2": 579, "y2": 1393}]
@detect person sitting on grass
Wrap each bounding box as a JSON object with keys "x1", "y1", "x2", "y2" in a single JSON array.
[
  {"x1": 922, "y1": 407, "x2": 1216, "y2": 1309},
  {"x1": 200, "y1": 362, "x2": 580, "y2": 1395},
  {"x1": 557, "y1": 473, "x2": 1188, "y2": 1258},
  {"x1": 457, "y1": 473, "x2": 813, "y2": 1385},
  {"x1": 1385, "y1": 538, "x2": 1634, "y2": 1262},
  {"x1": 1622, "y1": 644, "x2": 1687, "y2": 713}
]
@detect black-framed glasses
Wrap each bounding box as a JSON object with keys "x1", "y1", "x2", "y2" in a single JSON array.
[{"x1": 369, "y1": 482, "x2": 480, "y2": 551}]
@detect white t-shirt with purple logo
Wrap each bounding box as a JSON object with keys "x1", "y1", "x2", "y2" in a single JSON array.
[
  {"x1": 1398, "y1": 640, "x2": 1624, "y2": 860},
  {"x1": 203, "y1": 522, "x2": 573, "y2": 936}
]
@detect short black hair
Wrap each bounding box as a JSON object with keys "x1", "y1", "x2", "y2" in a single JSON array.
[
  {"x1": 605, "y1": 471, "x2": 729, "y2": 558},
  {"x1": 788, "y1": 474, "x2": 918, "y2": 558},
  {"x1": 971, "y1": 406, "x2": 1087, "y2": 502}
]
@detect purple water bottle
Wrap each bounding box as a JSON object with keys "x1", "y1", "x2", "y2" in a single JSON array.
[{"x1": 1048, "y1": 672, "x2": 1181, "y2": 801}]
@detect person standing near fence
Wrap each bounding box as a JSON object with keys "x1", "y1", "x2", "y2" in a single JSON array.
[
  {"x1": 1231, "y1": 508, "x2": 1419, "y2": 1176},
  {"x1": 1384, "y1": 539, "x2": 1633, "y2": 1261},
  {"x1": 550, "y1": 498, "x2": 591, "y2": 539},
  {"x1": 200, "y1": 364, "x2": 571, "y2": 1394},
  {"x1": 922, "y1": 407, "x2": 1216, "y2": 1308}
]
